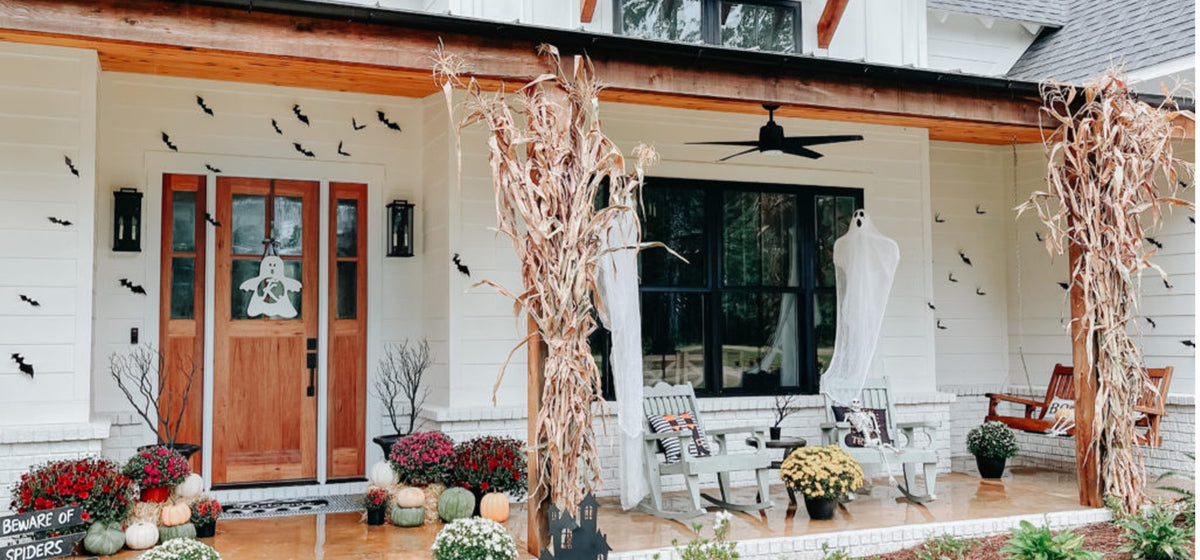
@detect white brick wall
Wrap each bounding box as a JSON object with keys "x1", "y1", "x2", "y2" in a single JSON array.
[
  {"x1": 99, "y1": 413, "x2": 155, "y2": 464},
  {"x1": 0, "y1": 420, "x2": 110, "y2": 512}
]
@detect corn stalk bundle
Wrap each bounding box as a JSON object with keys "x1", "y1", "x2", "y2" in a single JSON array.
[
  {"x1": 433, "y1": 44, "x2": 657, "y2": 514},
  {"x1": 1018, "y1": 71, "x2": 1193, "y2": 514}
]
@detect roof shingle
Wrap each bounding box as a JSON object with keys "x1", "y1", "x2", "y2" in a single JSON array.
[{"x1": 927, "y1": 0, "x2": 1066, "y2": 27}]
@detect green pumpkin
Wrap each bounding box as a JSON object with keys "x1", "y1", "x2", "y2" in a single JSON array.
[
  {"x1": 437, "y1": 487, "x2": 475, "y2": 522},
  {"x1": 390, "y1": 505, "x2": 425, "y2": 527},
  {"x1": 83, "y1": 521, "x2": 126, "y2": 556},
  {"x1": 158, "y1": 522, "x2": 197, "y2": 543}
]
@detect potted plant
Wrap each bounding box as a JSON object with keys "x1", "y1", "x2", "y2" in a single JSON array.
[
  {"x1": 190, "y1": 497, "x2": 222, "y2": 538},
  {"x1": 771, "y1": 394, "x2": 800, "y2": 440},
  {"x1": 778, "y1": 445, "x2": 864, "y2": 520},
  {"x1": 967, "y1": 421, "x2": 1019, "y2": 479},
  {"x1": 450, "y1": 436, "x2": 527, "y2": 519},
  {"x1": 123, "y1": 446, "x2": 191, "y2": 502},
  {"x1": 389, "y1": 431, "x2": 455, "y2": 487},
  {"x1": 109, "y1": 345, "x2": 201, "y2": 460},
  {"x1": 9, "y1": 457, "x2": 136, "y2": 531},
  {"x1": 371, "y1": 340, "x2": 432, "y2": 456},
  {"x1": 135, "y1": 538, "x2": 221, "y2": 560},
  {"x1": 431, "y1": 518, "x2": 518, "y2": 560},
  {"x1": 362, "y1": 488, "x2": 390, "y2": 526}
]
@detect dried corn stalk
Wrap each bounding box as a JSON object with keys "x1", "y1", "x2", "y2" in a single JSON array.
[
  {"x1": 433, "y1": 44, "x2": 656, "y2": 514},
  {"x1": 1019, "y1": 71, "x2": 1193, "y2": 514}
]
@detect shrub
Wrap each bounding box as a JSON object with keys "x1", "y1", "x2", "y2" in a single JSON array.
[
  {"x1": 1116, "y1": 504, "x2": 1192, "y2": 560},
  {"x1": 431, "y1": 517, "x2": 517, "y2": 560},
  {"x1": 915, "y1": 534, "x2": 977, "y2": 560},
  {"x1": 190, "y1": 498, "x2": 222, "y2": 525},
  {"x1": 389, "y1": 431, "x2": 455, "y2": 486},
  {"x1": 362, "y1": 488, "x2": 389, "y2": 512},
  {"x1": 819, "y1": 544, "x2": 853, "y2": 560},
  {"x1": 450, "y1": 436, "x2": 527, "y2": 499},
  {"x1": 668, "y1": 511, "x2": 737, "y2": 560},
  {"x1": 778, "y1": 445, "x2": 864, "y2": 500},
  {"x1": 1000, "y1": 520, "x2": 1101, "y2": 560},
  {"x1": 1155, "y1": 452, "x2": 1195, "y2": 528},
  {"x1": 136, "y1": 537, "x2": 221, "y2": 560},
  {"x1": 9, "y1": 457, "x2": 136, "y2": 530},
  {"x1": 123, "y1": 446, "x2": 191, "y2": 488},
  {"x1": 967, "y1": 421, "x2": 1019, "y2": 460}
]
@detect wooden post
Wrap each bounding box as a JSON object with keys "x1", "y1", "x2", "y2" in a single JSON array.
[
  {"x1": 1068, "y1": 242, "x2": 1103, "y2": 507},
  {"x1": 526, "y1": 315, "x2": 550, "y2": 555}
]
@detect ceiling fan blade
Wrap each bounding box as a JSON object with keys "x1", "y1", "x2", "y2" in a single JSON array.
[
  {"x1": 782, "y1": 134, "x2": 865, "y2": 147},
  {"x1": 781, "y1": 145, "x2": 825, "y2": 159},
  {"x1": 717, "y1": 146, "x2": 761, "y2": 162},
  {"x1": 686, "y1": 140, "x2": 760, "y2": 147}
]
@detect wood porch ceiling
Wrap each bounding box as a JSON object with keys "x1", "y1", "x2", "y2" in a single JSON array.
[{"x1": 0, "y1": 0, "x2": 1178, "y2": 145}]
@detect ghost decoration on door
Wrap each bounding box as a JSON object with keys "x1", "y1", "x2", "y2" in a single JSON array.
[{"x1": 240, "y1": 241, "x2": 301, "y2": 319}]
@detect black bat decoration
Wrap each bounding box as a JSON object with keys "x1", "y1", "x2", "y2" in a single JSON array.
[
  {"x1": 337, "y1": 141, "x2": 351, "y2": 157},
  {"x1": 11, "y1": 353, "x2": 33, "y2": 377},
  {"x1": 1145, "y1": 317, "x2": 1157, "y2": 329},
  {"x1": 119, "y1": 278, "x2": 147, "y2": 295},
  {"x1": 271, "y1": 119, "x2": 283, "y2": 135},
  {"x1": 19, "y1": 294, "x2": 40, "y2": 307},
  {"x1": 377, "y1": 110, "x2": 402, "y2": 132},
  {"x1": 161, "y1": 132, "x2": 178, "y2": 152},
  {"x1": 1145, "y1": 237, "x2": 1163, "y2": 249},
  {"x1": 1035, "y1": 231, "x2": 1043, "y2": 242},
  {"x1": 948, "y1": 272, "x2": 958, "y2": 283},
  {"x1": 47, "y1": 217, "x2": 72, "y2": 226},
  {"x1": 1190, "y1": 216, "x2": 1195, "y2": 224},
  {"x1": 934, "y1": 213, "x2": 945, "y2": 223},
  {"x1": 927, "y1": 302, "x2": 936, "y2": 310},
  {"x1": 196, "y1": 95, "x2": 214, "y2": 116},
  {"x1": 352, "y1": 117, "x2": 366, "y2": 131},
  {"x1": 204, "y1": 212, "x2": 221, "y2": 227},
  {"x1": 1164, "y1": 278, "x2": 1173, "y2": 289},
  {"x1": 959, "y1": 250, "x2": 972, "y2": 266},
  {"x1": 1180, "y1": 181, "x2": 1191, "y2": 189},
  {"x1": 452, "y1": 253, "x2": 470, "y2": 277},
  {"x1": 205, "y1": 164, "x2": 222, "y2": 174},
  {"x1": 976, "y1": 287, "x2": 986, "y2": 296},
  {"x1": 293, "y1": 143, "x2": 315, "y2": 158},
  {"x1": 936, "y1": 320, "x2": 948, "y2": 330},
  {"x1": 1057, "y1": 282, "x2": 1069, "y2": 290},
  {"x1": 975, "y1": 204, "x2": 986, "y2": 215},
  {"x1": 64, "y1": 155, "x2": 79, "y2": 177},
  {"x1": 292, "y1": 104, "x2": 310, "y2": 126},
  {"x1": 1182, "y1": 340, "x2": 1196, "y2": 348}
]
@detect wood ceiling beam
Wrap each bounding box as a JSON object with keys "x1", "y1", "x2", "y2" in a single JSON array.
[
  {"x1": 817, "y1": 0, "x2": 850, "y2": 49},
  {"x1": 0, "y1": 0, "x2": 1061, "y2": 144},
  {"x1": 581, "y1": 0, "x2": 598, "y2": 23}
]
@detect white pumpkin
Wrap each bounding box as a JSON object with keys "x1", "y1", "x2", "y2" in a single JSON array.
[
  {"x1": 369, "y1": 461, "x2": 397, "y2": 487},
  {"x1": 395, "y1": 487, "x2": 425, "y2": 508},
  {"x1": 176, "y1": 474, "x2": 204, "y2": 498},
  {"x1": 124, "y1": 522, "x2": 159, "y2": 550}
]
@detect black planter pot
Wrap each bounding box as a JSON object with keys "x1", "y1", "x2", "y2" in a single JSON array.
[
  {"x1": 769, "y1": 426, "x2": 782, "y2": 440},
  {"x1": 804, "y1": 496, "x2": 838, "y2": 520},
  {"x1": 975, "y1": 455, "x2": 1007, "y2": 479},
  {"x1": 372, "y1": 434, "x2": 402, "y2": 458},
  {"x1": 366, "y1": 508, "x2": 387, "y2": 526},
  {"x1": 195, "y1": 522, "x2": 216, "y2": 538},
  {"x1": 138, "y1": 442, "x2": 202, "y2": 460}
]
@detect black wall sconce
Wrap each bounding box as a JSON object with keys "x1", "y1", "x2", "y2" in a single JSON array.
[
  {"x1": 113, "y1": 187, "x2": 143, "y2": 252},
  {"x1": 386, "y1": 199, "x2": 415, "y2": 257}
]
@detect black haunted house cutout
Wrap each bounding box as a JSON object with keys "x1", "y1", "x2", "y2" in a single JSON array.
[{"x1": 539, "y1": 493, "x2": 611, "y2": 560}]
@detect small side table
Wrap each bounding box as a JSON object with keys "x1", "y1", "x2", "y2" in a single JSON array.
[{"x1": 747, "y1": 436, "x2": 807, "y2": 508}]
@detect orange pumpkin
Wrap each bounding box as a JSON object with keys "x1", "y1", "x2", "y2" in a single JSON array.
[
  {"x1": 480, "y1": 492, "x2": 509, "y2": 523},
  {"x1": 160, "y1": 502, "x2": 192, "y2": 527}
]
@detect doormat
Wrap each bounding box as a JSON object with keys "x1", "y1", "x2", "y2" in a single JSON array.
[{"x1": 220, "y1": 494, "x2": 360, "y2": 520}]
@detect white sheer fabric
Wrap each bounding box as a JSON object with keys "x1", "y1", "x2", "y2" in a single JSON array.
[
  {"x1": 596, "y1": 209, "x2": 648, "y2": 510},
  {"x1": 819, "y1": 210, "x2": 899, "y2": 406}
]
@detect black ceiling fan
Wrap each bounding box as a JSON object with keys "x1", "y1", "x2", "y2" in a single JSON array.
[{"x1": 688, "y1": 104, "x2": 864, "y2": 161}]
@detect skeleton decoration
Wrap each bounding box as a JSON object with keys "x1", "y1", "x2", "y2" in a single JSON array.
[
  {"x1": 239, "y1": 241, "x2": 301, "y2": 319},
  {"x1": 844, "y1": 398, "x2": 899, "y2": 486},
  {"x1": 1045, "y1": 407, "x2": 1076, "y2": 437}
]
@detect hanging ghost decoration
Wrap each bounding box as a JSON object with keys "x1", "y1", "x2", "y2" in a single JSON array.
[
  {"x1": 240, "y1": 244, "x2": 302, "y2": 319},
  {"x1": 819, "y1": 209, "x2": 899, "y2": 406}
]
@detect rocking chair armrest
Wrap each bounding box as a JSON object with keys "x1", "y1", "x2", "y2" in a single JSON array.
[
  {"x1": 642, "y1": 431, "x2": 698, "y2": 444},
  {"x1": 706, "y1": 426, "x2": 767, "y2": 436},
  {"x1": 820, "y1": 421, "x2": 851, "y2": 431},
  {"x1": 896, "y1": 421, "x2": 936, "y2": 430}
]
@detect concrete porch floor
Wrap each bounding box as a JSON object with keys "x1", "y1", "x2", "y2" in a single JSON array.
[{"x1": 106, "y1": 467, "x2": 1089, "y2": 559}]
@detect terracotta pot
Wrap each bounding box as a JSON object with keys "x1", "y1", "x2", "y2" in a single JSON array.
[
  {"x1": 195, "y1": 521, "x2": 216, "y2": 538},
  {"x1": 139, "y1": 485, "x2": 170, "y2": 503},
  {"x1": 804, "y1": 496, "x2": 837, "y2": 520},
  {"x1": 975, "y1": 455, "x2": 1007, "y2": 479}
]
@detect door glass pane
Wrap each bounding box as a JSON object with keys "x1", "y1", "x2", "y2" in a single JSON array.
[
  {"x1": 232, "y1": 258, "x2": 303, "y2": 320},
  {"x1": 724, "y1": 191, "x2": 798, "y2": 287},
  {"x1": 722, "y1": 291, "x2": 798, "y2": 390},
  {"x1": 272, "y1": 196, "x2": 304, "y2": 256},
  {"x1": 814, "y1": 291, "x2": 836, "y2": 375},
  {"x1": 232, "y1": 194, "x2": 266, "y2": 255},
  {"x1": 171, "y1": 191, "x2": 196, "y2": 252},
  {"x1": 170, "y1": 257, "x2": 195, "y2": 319},
  {"x1": 719, "y1": 1, "x2": 796, "y2": 53},
  {"x1": 336, "y1": 199, "x2": 358, "y2": 257},
  {"x1": 335, "y1": 261, "x2": 357, "y2": 319},
  {"x1": 620, "y1": 0, "x2": 702, "y2": 43},
  {"x1": 641, "y1": 186, "x2": 705, "y2": 287},
  {"x1": 641, "y1": 292, "x2": 705, "y2": 389}
]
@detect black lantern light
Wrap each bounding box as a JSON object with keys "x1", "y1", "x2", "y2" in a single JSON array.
[
  {"x1": 386, "y1": 199, "x2": 415, "y2": 257},
  {"x1": 113, "y1": 187, "x2": 143, "y2": 252}
]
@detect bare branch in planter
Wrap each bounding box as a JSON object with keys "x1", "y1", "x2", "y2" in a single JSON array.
[
  {"x1": 373, "y1": 339, "x2": 431, "y2": 436},
  {"x1": 773, "y1": 394, "x2": 800, "y2": 428},
  {"x1": 108, "y1": 345, "x2": 198, "y2": 448}
]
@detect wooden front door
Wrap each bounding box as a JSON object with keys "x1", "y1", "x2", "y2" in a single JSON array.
[{"x1": 212, "y1": 177, "x2": 319, "y2": 484}]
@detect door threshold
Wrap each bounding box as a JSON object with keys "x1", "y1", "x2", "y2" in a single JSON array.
[{"x1": 209, "y1": 479, "x2": 368, "y2": 504}]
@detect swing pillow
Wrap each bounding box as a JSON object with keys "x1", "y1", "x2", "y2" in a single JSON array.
[
  {"x1": 831, "y1": 406, "x2": 893, "y2": 448},
  {"x1": 1045, "y1": 397, "x2": 1074, "y2": 416},
  {"x1": 647, "y1": 412, "x2": 712, "y2": 463}
]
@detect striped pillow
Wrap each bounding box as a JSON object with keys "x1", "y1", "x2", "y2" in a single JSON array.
[{"x1": 647, "y1": 412, "x2": 712, "y2": 463}]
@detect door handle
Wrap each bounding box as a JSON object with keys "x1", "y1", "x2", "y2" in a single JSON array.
[{"x1": 306, "y1": 338, "x2": 317, "y2": 397}]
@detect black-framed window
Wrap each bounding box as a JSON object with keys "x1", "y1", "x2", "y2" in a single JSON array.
[
  {"x1": 599, "y1": 177, "x2": 862, "y2": 397},
  {"x1": 615, "y1": 0, "x2": 801, "y2": 54}
]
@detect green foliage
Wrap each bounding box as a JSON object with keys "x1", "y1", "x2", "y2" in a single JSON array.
[
  {"x1": 1116, "y1": 504, "x2": 1193, "y2": 560},
  {"x1": 915, "y1": 534, "x2": 978, "y2": 560},
  {"x1": 1155, "y1": 452, "x2": 1195, "y2": 528},
  {"x1": 1000, "y1": 521, "x2": 1101, "y2": 560},
  {"x1": 670, "y1": 512, "x2": 738, "y2": 560},
  {"x1": 818, "y1": 544, "x2": 853, "y2": 560},
  {"x1": 967, "y1": 421, "x2": 1019, "y2": 460}
]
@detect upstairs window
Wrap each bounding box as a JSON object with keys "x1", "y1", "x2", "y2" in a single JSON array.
[{"x1": 617, "y1": 0, "x2": 801, "y2": 54}]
